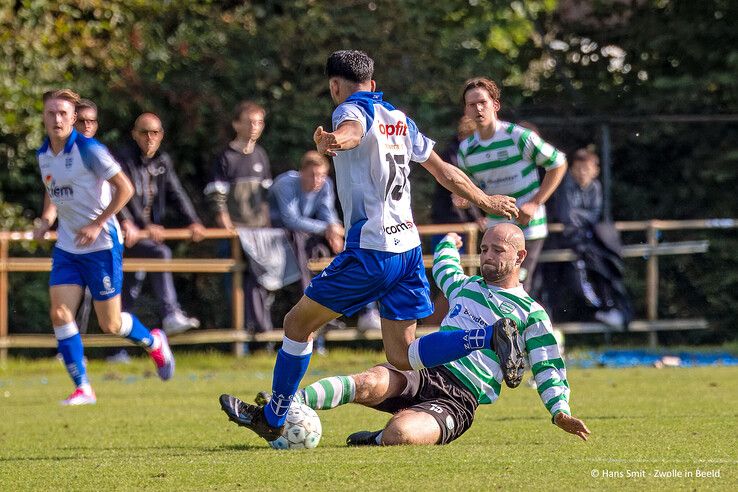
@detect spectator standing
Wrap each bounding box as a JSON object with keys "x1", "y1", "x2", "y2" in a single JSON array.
[
  {"x1": 115, "y1": 112, "x2": 205, "y2": 335},
  {"x1": 456, "y1": 77, "x2": 568, "y2": 292},
  {"x1": 205, "y1": 101, "x2": 274, "y2": 333}
]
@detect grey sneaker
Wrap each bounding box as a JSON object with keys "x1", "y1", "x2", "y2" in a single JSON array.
[
  {"x1": 162, "y1": 310, "x2": 200, "y2": 335},
  {"x1": 219, "y1": 394, "x2": 284, "y2": 442},
  {"x1": 492, "y1": 318, "x2": 526, "y2": 389}
]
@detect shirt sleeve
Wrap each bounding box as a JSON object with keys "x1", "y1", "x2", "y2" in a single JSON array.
[
  {"x1": 80, "y1": 141, "x2": 122, "y2": 180},
  {"x1": 523, "y1": 310, "x2": 571, "y2": 419},
  {"x1": 522, "y1": 131, "x2": 566, "y2": 170},
  {"x1": 204, "y1": 153, "x2": 230, "y2": 214},
  {"x1": 271, "y1": 176, "x2": 330, "y2": 234},
  {"x1": 431, "y1": 235, "x2": 469, "y2": 301},
  {"x1": 406, "y1": 117, "x2": 435, "y2": 163},
  {"x1": 332, "y1": 103, "x2": 367, "y2": 134}
]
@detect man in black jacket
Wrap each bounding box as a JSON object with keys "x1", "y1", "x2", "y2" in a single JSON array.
[{"x1": 115, "y1": 112, "x2": 206, "y2": 335}]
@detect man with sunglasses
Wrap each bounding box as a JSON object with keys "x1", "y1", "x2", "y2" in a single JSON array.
[{"x1": 114, "y1": 112, "x2": 205, "y2": 335}]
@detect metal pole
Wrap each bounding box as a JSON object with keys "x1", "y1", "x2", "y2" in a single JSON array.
[
  {"x1": 646, "y1": 223, "x2": 659, "y2": 347},
  {"x1": 0, "y1": 239, "x2": 8, "y2": 363},
  {"x1": 600, "y1": 124, "x2": 613, "y2": 222}
]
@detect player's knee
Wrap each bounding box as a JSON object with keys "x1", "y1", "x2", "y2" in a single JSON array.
[
  {"x1": 49, "y1": 305, "x2": 71, "y2": 326},
  {"x1": 283, "y1": 308, "x2": 314, "y2": 342},
  {"x1": 354, "y1": 371, "x2": 379, "y2": 401},
  {"x1": 382, "y1": 420, "x2": 416, "y2": 445},
  {"x1": 99, "y1": 317, "x2": 122, "y2": 335}
]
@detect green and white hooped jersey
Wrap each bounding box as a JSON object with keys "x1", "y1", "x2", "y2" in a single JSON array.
[
  {"x1": 432, "y1": 237, "x2": 571, "y2": 418},
  {"x1": 457, "y1": 122, "x2": 566, "y2": 240}
]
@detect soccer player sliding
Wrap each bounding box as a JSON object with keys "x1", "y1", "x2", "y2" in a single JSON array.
[{"x1": 220, "y1": 50, "x2": 525, "y2": 442}]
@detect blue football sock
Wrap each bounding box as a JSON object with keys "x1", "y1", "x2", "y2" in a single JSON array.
[
  {"x1": 54, "y1": 322, "x2": 89, "y2": 387},
  {"x1": 263, "y1": 337, "x2": 313, "y2": 428},
  {"x1": 119, "y1": 312, "x2": 154, "y2": 348},
  {"x1": 409, "y1": 326, "x2": 494, "y2": 370}
]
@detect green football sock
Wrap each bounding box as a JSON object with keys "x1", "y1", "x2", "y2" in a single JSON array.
[{"x1": 302, "y1": 376, "x2": 356, "y2": 410}]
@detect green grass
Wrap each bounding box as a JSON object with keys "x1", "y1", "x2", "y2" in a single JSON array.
[{"x1": 1, "y1": 349, "x2": 737, "y2": 491}]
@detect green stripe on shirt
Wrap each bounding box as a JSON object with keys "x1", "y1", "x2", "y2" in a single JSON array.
[
  {"x1": 532, "y1": 357, "x2": 566, "y2": 375},
  {"x1": 526, "y1": 333, "x2": 559, "y2": 350}
]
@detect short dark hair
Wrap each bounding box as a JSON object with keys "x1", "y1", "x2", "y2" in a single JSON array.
[
  {"x1": 572, "y1": 148, "x2": 600, "y2": 167},
  {"x1": 76, "y1": 98, "x2": 97, "y2": 112},
  {"x1": 232, "y1": 100, "x2": 266, "y2": 123},
  {"x1": 325, "y1": 50, "x2": 374, "y2": 83},
  {"x1": 300, "y1": 150, "x2": 330, "y2": 170},
  {"x1": 43, "y1": 89, "x2": 80, "y2": 107},
  {"x1": 461, "y1": 77, "x2": 501, "y2": 106}
]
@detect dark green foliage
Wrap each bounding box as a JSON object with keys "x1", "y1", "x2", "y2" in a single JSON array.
[{"x1": 1, "y1": 1, "x2": 735, "y2": 340}]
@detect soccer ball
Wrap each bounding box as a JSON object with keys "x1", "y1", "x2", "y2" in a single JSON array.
[{"x1": 268, "y1": 402, "x2": 322, "y2": 450}]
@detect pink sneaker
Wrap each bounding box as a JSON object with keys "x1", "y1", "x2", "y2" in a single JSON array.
[
  {"x1": 61, "y1": 387, "x2": 97, "y2": 406},
  {"x1": 149, "y1": 329, "x2": 175, "y2": 381}
]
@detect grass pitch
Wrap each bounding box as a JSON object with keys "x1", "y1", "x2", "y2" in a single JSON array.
[{"x1": 1, "y1": 349, "x2": 736, "y2": 491}]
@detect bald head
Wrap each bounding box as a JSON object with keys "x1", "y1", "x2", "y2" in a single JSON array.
[
  {"x1": 479, "y1": 224, "x2": 527, "y2": 288},
  {"x1": 488, "y1": 223, "x2": 525, "y2": 251},
  {"x1": 132, "y1": 112, "x2": 164, "y2": 158}
]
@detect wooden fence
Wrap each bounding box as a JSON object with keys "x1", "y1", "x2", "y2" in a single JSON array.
[{"x1": 1, "y1": 219, "x2": 735, "y2": 360}]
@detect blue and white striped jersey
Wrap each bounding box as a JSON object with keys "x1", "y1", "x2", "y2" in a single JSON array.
[
  {"x1": 331, "y1": 92, "x2": 434, "y2": 253},
  {"x1": 37, "y1": 129, "x2": 123, "y2": 254}
]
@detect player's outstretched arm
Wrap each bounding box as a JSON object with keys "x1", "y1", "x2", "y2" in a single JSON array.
[
  {"x1": 314, "y1": 121, "x2": 363, "y2": 156},
  {"x1": 554, "y1": 412, "x2": 591, "y2": 441},
  {"x1": 421, "y1": 151, "x2": 518, "y2": 220}
]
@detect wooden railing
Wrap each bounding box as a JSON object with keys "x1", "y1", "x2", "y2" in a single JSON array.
[{"x1": 0, "y1": 219, "x2": 735, "y2": 360}]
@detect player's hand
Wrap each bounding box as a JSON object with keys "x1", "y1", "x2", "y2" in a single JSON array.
[
  {"x1": 325, "y1": 223, "x2": 345, "y2": 254},
  {"x1": 517, "y1": 201, "x2": 539, "y2": 226},
  {"x1": 76, "y1": 220, "x2": 103, "y2": 247},
  {"x1": 32, "y1": 218, "x2": 51, "y2": 241},
  {"x1": 313, "y1": 126, "x2": 340, "y2": 157},
  {"x1": 481, "y1": 195, "x2": 518, "y2": 220},
  {"x1": 121, "y1": 220, "x2": 141, "y2": 248},
  {"x1": 451, "y1": 193, "x2": 470, "y2": 209},
  {"x1": 146, "y1": 224, "x2": 165, "y2": 243},
  {"x1": 554, "y1": 412, "x2": 591, "y2": 441},
  {"x1": 188, "y1": 222, "x2": 206, "y2": 243},
  {"x1": 475, "y1": 217, "x2": 488, "y2": 231},
  {"x1": 445, "y1": 232, "x2": 463, "y2": 249}
]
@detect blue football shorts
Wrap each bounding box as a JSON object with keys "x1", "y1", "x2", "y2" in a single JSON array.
[
  {"x1": 49, "y1": 242, "x2": 123, "y2": 301},
  {"x1": 305, "y1": 245, "x2": 433, "y2": 321}
]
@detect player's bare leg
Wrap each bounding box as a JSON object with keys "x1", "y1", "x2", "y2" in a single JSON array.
[
  {"x1": 50, "y1": 285, "x2": 84, "y2": 327},
  {"x1": 352, "y1": 365, "x2": 407, "y2": 407},
  {"x1": 380, "y1": 318, "x2": 417, "y2": 370},
  {"x1": 382, "y1": 410, "x2": 441, "y2": 445},
  {"x1": 283, "y1": 295, "x2": 340, "y2": 342},
  {"x1": 347, "y1": 409, "x2": 441, "y2": 446}
]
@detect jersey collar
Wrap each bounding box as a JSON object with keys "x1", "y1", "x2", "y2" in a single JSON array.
[{"x1": 38, "y1": 128, "x2": 79, "y2": 156}]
